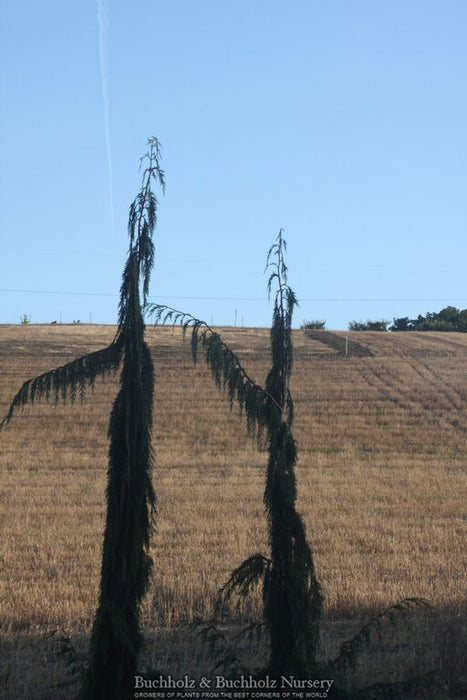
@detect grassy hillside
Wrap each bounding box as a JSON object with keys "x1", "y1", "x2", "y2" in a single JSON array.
[{"x1": 0, "y1": 325, "x2": 466, "y2": 697}]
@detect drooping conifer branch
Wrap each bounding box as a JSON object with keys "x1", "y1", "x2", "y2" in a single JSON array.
[
  {"x1": 215, "y1": 553, "x2": 272, "y2": 617},
  {"x1": 0, "y1": 331, "x2": 124, "y2": 430},
  {"x1": 331, "y1": 597, "x2": 433, "y2": 675},
  {"x1": 147, "y1": 304, "x2": 281, "y2": 441}
]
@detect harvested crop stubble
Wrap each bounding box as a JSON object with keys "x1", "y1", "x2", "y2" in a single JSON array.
[{"x1": 0, "y1": 325, "x2": 466, "y2": 696}]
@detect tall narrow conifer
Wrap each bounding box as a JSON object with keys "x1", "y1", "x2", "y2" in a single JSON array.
[
  {"x1": 149, "y1": 230, "x2": 323, "y2": 677},
  {"x1": 261, "y1": 230, "x2": 322, "y2": 675},
  {"x1": 1, "y1": 137, "x2": 165, "y2": 698},
  {"x1": 83, "y1": 137, "x2": 165, "y2": 698},
  {"x1": 150, "y1": 233, "x2": 433, "y2": 695}
]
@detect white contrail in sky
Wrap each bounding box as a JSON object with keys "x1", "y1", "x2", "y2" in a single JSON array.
[{"x1": 97, "y1": 0, "x2": 115, "y2": 236}]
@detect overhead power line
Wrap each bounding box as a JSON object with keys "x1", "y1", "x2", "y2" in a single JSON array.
[{"x1": 0, "y1": 288, "x2": 466, "y2": 304}]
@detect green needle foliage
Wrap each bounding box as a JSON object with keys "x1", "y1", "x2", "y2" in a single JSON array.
[
  {"x1": 149, "y1": 230, "x2": 323, "y2": 678},
  {"x1": 331, "y1": 597, "x2": 433, "y2": 677},
  {"x1": 1, "y1": 137, "x2": 165, "y2": 699}
]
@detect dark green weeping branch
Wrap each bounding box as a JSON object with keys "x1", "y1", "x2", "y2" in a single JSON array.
[
  {"x1": 147, "y1": 304, "x2": 279, "y2": 445},
  {"x1": 0, "y1": 333, "x2": 124, "y2": 430},
  {"x1": 331, "y1": 597, "x2": 433, "y2": 676},
  {"x1": 215, "y1": 554, "x2": 273, "y2": 617}
]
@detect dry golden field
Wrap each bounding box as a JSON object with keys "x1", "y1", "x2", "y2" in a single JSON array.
[{"x1": 0, "y1": 324, "x2": 466, "y2": 697}]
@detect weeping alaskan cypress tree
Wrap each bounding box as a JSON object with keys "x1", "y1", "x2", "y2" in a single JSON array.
[
  {"x1": 1, "y1": 137, "x2": 165, "y2": 699},
  {"x1": 261, "y1": 231, "x2": 322, "y2": 675},
  {"x1": 149, "y1": 230, "x2": 323, "y2": 677},
  {"x1": 83, "y1": 137, "x2": 165, "y2": 699},
  {"x1": 150, "y1": 233, "x2": 433, "y2": 696}
]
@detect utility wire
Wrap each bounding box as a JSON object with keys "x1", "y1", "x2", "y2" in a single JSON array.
[{"x1": 0, "y1": 288, "x2": 466, "y2": 304}]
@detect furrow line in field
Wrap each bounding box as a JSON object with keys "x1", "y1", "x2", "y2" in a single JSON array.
[
  {"x1": 355, "y1": 362, "x2": 418, "y2": 415},
  {"x1": 405, "y1": 358, "x2": 466, "y2": 415},
  {"x1": 407, "y1": 362, "x2": 466, "y2": 438},
  {"x1": 357, "y1": 359, "x2": 465, "y2": 441}
]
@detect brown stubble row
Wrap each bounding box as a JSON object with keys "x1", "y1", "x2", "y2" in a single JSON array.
[{"x1": 0, "y1": 324, "x2": 466, "y2": 691}]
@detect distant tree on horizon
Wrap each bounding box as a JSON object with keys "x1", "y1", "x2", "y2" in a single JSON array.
[
  {"x1": 390, "y1": 306, "x2": 467, "y2": 332},
  {"x1": 301, "y1": 319, "x2": 326, "y2": 330},
  {"x1": 348, "y1": 319, "x2": 389, "y2": 331}
]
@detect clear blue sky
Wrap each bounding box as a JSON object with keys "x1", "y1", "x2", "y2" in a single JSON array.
[{"x1": 1, "y1": 1, "x2": 466, "y2": 329}]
